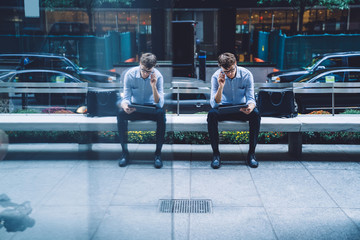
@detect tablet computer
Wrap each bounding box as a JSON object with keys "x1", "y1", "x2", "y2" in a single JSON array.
[
  {"x1": 218, "y1": 104, "x2": 248, "y2": 114},
  {"x1": 128, "y1": 104, "x2": 157, "y2": 114}
]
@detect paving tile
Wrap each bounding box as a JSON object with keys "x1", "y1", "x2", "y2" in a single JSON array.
[
  {"x1": 190, "y1": 160, "x2": 247, "y2": 169},
  {"x1": 92, "y1": 206, "x2": 173, "y2": 240},
  {"x1": 302, "y1": 161, "x2": 360, "y2": 170},
  {"x1": 0, "y1": 159, "x2": 79, "y2": 169},
  {"x1": 111, "y1": 169, "x2": 190, "y2": 205},
  {"x1": 128, "y1": 160, "x2": 191, "y2": 169},
  {"x1": 310, "y1": 170, "x2": 360, "y2": 208},
  {"x1": 9, "y1": 205, "x2": 107, "y2": 240},
  {"x1": 0, "y1": 168, "x2": 71, "y2": 206},
  {"x1": 190, "y1": 207, "x2": 276, "y2": 240},
  {"x1": 250, "y1": 169, "x2": 337, "y2": 208},
  {"x1": 256, "y1": 161, "x2": 304, "y2": 169},
  {"x1": 267, "y1": 207, "x2": 360, "y2": 240},
  {"x1": 252, "y1": 144, "x2": 295, "y2": 161},
  {"x1": 42, "y1": 166, "x2": 126, "y2": 206},
  {"x1": 190, "y1": 169, "x2": 262, "y2": 206},
  {"x1": 343, "y1": 208, "x2": 360, "y2": 229}
]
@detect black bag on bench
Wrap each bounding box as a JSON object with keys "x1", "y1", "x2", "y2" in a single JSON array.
[
  {"x1": 87, "y1": 89, "x2": 119, "y2": 117},
  {"x1": 257, "y1": 90, "x2": 298, "y2": 118}
]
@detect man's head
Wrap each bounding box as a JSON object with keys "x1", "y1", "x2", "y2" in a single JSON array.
[
  {"x1": 218, "y1": 52, "x2": 237, "y2": 79},
  {"x1": 139, "y1": 53, "x2": 157, "y2": 78}
]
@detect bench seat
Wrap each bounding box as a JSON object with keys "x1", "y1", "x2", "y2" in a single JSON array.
[{"x1": 1, "y1": 114, "x2": 360, "y2": 158}]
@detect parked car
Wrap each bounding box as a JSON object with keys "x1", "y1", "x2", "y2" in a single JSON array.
[
  {"x1": 0, "y1": 69, "x2": 86, "y2": 104},
  {"x1": 0, "y1": 53, "x2": 120, "y2": 83},
  {"x1": 267, "y1": 51, "x2": 360, "y2": 83},
  {"x1": 293, "y1": 68, "x2": 360, "y2": 113}
]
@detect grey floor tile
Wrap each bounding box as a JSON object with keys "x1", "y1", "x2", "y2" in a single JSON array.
[
  {"x1": 0, "y1": 229, "x2": 15, "y2": 240},
  {"x1": 190, "y1": 207, "x2": 276, "y2": 240},
  {"x1": 310, "y1": 170, "x2": 360, "y2": 208},
  {"x1": 343, "y1": 208, "x2": 360, "y2": 229},
  {"x1": 302, "y1": 161, "x2": 360, "y2": 170},
  {"x1": 111, "y1": 169, "x2": 191, "y2": 205},
  {"x1": 190, "y1": 160, "x2": 247, "y2": 169},
  {"x1": 78, "y1": 159, "x2": 118, "y2": 168},
  {"x1": 92, "y1": 206, "x2": 173, "y2": 240},
  {"x1": 267, "y1": 207, "x2": 360, "y2": 240},
  {"x1": 127, "y1": 160, "x2": 191, "y2": 169},
  {"x1": 0, "y1": 168, "x2": 71, "y2": 206},
  {"x1": 256, "y1": 161, "x2": 304, "y2": 169},
  {"x1": 9, "y1": 205, "x2": 107, "y2": 240},
  {"x1": 249, "y1": 144, "x2": 294, "y2": 161},
  {"x1": 190, "y1": 169, "x2": 262, "y2": 206},
  {"x1": 251, "y1": 169, "x2": 337, "y2": 208},
  {"x1": 0, "y1": 159, "x2": 80, "y2": 169},
  {"x1": 42, "y1": 166, "x2": 126, "y2": 206}
]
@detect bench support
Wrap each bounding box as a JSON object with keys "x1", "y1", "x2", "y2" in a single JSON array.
[{"x1": 288, "y1": 132, "x2": 302, "y2": 159}]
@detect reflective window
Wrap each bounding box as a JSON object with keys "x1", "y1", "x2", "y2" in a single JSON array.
[
  {"x1": 348, "y1": 71, "x2": 360, "y2": 82},
  {"x1": 315, "y1": 72, "x2": 344, "y2": 83},
  {"x1": 348, "y1": 56, "x2": 360, "y2": 67},
  {"x1": 317, "y1": 57, "x2": 344, "y2": 68}
]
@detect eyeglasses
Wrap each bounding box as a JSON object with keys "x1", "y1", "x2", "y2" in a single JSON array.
[
  {"x1": 140, "y1": 68, "x2": 153, "y2": 74},
  {"x1": 222, "y1": 67, "x2": 236, "y2": 74}
]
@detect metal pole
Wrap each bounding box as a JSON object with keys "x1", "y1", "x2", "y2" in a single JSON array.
[
  {"x1": 177, "y1": 86, "x2": 180, "y2": 116},
  {"x1": 332, "y1": 83, "x2": 334, "y2": 116}
]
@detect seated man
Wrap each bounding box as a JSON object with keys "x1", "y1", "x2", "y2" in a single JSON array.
[
  {"x1": 207, "y1": 52, "x2": 261, "y2": 169},
  {"x1": 117, "y1": 53, "x2": 166, "y2": 168}
]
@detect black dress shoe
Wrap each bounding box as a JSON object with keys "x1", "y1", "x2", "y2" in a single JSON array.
[
  {"x1": 211, "y1": 155, "x2": 221, "y2": 169},
  {"x1": 247, "y1": 153, "x2": 259, "y2": 168},
  {"x1": 154, "y1": 155, "x2": 163, "y2": 169},
  {"x1": 118, "y1": 152, "x2": 129, "y2": 167}
]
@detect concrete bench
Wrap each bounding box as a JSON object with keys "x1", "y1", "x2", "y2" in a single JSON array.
[{"x1": 1, "y1": 114, "x2": 359, "y2": 158}]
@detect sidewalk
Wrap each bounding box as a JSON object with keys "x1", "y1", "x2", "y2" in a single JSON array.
[{"x1": 0, "y1": 143, "x2": 360, "y2": 240}]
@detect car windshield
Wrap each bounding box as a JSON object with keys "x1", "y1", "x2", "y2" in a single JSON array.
[
  {"x1": 65, "y1": 58, "x2": 81, "y2": 71},
  {"x1": 0, "y1": 71, "x2": 16, "y2": 81},
  {"x1": 304, "y1": 56, "x2": 322, "y2": 70}
]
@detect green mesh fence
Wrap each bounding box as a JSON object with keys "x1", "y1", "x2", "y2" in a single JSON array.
[
  {"x1": 0, "y1": 31, "x2": 136, "y2": 70},
  {"x1": 261, "y1": 31, "x2": 360, "y2": 70}
]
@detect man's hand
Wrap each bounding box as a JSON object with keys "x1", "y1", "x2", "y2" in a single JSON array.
[
  {"x1": 150, "y1": 73, "x2": 157, "y2": 88},
  {"x1": 240, "y1": 102, "x2": 255, "y2": 115},
  {"x1": 218, "y1": 72, "x2": 225, "y2": 88},
  {"x1": 121, "y1": 103, "x2": 136, "y2": 114}
]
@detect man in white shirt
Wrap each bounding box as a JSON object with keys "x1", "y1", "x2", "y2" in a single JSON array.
[
  {"x1": 208, "y1": 52, "x2": 261, "y2": 169},
  {"x1": 117, "y1": 53, "x2": 165, "y2": 168}
]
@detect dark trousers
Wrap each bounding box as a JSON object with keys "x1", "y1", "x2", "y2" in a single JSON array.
[
  {"x1": 207, "y1": 108, "x2": 261, "y2": 156},
  {"x1": 117, "y1": 108, "x2": 166, "y2": 155}
]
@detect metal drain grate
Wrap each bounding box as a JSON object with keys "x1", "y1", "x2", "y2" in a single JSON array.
[{"x1": 159, "y1": 199, "x2": 212, "y2": 213}]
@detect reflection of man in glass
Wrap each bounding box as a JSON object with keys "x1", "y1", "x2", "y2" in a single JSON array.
[
  {"x1": 0, "y1": 194, "x2": 35, "y2": 232},
  {"x1": 207, "y1": 53, "x2": 261, "y2": 169},
  {"x1": 117, "y1": 53, "x2": 165, "y2": 168}
]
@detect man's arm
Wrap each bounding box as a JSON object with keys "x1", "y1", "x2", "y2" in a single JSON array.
[
  {"x1": 210, "y1": 70, "x2": 225, "y2": 108},
  {"x1": 120, "y1": 71, "x2": 135, "y2": 114},
  {"x1": 150, "y1": 73, "x2": 160, "y2": 103},
  {"x1": 240, "y1": 70, "x2": 256, "y2": 115},
  {"x1": 214, "y1": 72, "x2": 225, "y2": 103},
  {"x1": 150, "y1": 71, "x2": 164, "y2": 108}
]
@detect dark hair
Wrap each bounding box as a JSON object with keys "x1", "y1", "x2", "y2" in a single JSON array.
[
  {"x1": 140, "y1": 53, "x2": 157, "y2": 69},
  {"x1": 218, "y1": 52, "x2": 236, "y2": 69}
]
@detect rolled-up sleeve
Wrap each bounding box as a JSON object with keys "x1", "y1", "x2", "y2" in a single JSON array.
[
  {"x1": 156, "y1": 72, "x2": 164, "y2": 108},
  {"x1": 244, "y1": 71, "x2": 256, "y2": 106},
  {"x1": 120, "y1": 71, "x2": 132, "y2": 106},
  {"x1": 210, "y1": 72, "x2": 220, "y2": 108}
]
